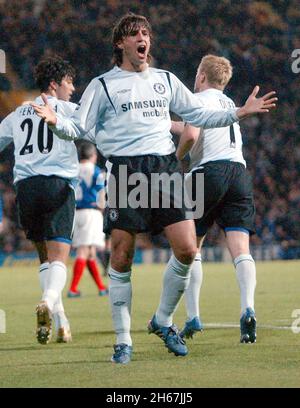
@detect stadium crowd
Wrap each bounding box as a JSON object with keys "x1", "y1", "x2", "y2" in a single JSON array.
[{"x1": 0, "y1": 0, "x2": 299, "y2": 258}]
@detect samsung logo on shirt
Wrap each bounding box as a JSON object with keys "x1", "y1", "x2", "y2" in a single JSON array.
[{"x1": 121, "y1": 99, "x2": 167, "y2": 112}]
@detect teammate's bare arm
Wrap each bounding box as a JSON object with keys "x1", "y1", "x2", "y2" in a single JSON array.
[
  {"x1": 170, "y1": 120, "x2": 185, "y2": 136},
  {"x1": 176, "y1": 124, "x2": 200, "y2": 160}
]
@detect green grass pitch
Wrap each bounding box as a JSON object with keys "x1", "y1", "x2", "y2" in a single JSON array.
[{"x1": 0, "y1": 260, "x2": 300, "y2": 388}]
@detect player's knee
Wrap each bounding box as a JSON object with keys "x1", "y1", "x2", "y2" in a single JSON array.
[
  {"x1": 226, "y1": 230, "x2": 250, "y2": 259},
  {"x1": 230, "y1": 246, "x2": 250, "y2": 260},
  {"x1": 112, "y1": 253, "x2": 133, "y2": 271},
  {"x1": 111, "y1": 245, "x2": 134, "y2": 271},
  {"x1": 175, "y1": 245, "x2": 197, "y2": 265}
]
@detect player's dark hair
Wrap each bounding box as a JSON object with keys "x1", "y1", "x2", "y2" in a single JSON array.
[
  {"x1": 112, "y1": 12, "x2": 152, "y2": 66},
  {"x1": 78, "y1": 142, "x2": 97, "y2": 161},
  {"x1": 34, "y1": 56, "x2": 76, "y2": 92}
]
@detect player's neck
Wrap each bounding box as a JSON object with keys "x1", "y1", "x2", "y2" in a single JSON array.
[
  {"x1": 80, "y1": 160, "x2": 93, "y2": 164},
  {"x1": 45, "y1": 89, "x2": 57, "y2": 98},
  {"x1": 195, "y1": 83, "x2": 224, "y2": 93},
  {"x1": 120, "y1": 60, "x2": 148, "y2": 73}
]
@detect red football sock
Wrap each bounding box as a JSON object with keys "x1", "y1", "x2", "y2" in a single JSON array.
[
  {"x1": 87, "y1": 259, "x2": 107, "y2": 290},
  {"x1": 70, "y1": 258, "x2": 86, "y2": 292}
]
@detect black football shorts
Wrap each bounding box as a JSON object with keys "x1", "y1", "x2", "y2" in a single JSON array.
[
  {"x1": 191, "y1": 160, "x2": 256, "y2": 236},
  {"x1": 104, "y1": 153, "x2": 187, "y2": 235},
  {"x1": 15, "y1": 175, "x2": 75, "y2": 242}
]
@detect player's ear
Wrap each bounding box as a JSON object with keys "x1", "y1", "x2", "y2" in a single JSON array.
[
  {"x1": 200, "y1": 72, "x2": 206, "y2": 84},
  {"x1": 116, "y1": 40, "x2": 124, "y2": 50},
  {"x1": 49, "y1": 80, "x2": 58, "y2": 91}
]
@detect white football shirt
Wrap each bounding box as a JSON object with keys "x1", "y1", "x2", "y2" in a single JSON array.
[
  {"x1": 0, "y1": 96, "x2": 79, "y2": 183},
  {"x1": 189, "y1": 88, "x2": 246, "y2": 171},
  {"x1": 53, "y1": 65, "x2": 239, "y2": 157}
]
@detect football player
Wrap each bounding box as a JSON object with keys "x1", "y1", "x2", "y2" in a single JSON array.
[
  {"x1": 0, "y1": 56, "x2": 79, "y2": 344},
  {"x1": 175, "y1": 55, "x2": 259, "y2": 343}
]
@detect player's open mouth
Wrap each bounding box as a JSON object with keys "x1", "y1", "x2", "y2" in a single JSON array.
[{"x1": 137, "y1": 45, "x2": 146, "y2": 57}]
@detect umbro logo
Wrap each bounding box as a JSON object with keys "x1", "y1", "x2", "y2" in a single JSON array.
[
  {"x1": 117, "y1": 89, "x2": 131, "y2": 94},
  {"x1": 114, "y1": 301, "x2": 126, "y2": 306}
]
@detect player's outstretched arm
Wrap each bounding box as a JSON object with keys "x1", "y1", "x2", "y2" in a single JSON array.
[
  {"x1": 31, "y1": 78, "x2": 102, "y2": 141},
  {"x1": 31, "y1": 94, "x2": 57, "y2": 125},
  {"x1": 236, "y1": 86, "x2": 277, "y2": 119}
]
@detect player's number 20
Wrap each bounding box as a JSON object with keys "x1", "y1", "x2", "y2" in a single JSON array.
[{"x1": 20, "y1": 118, "x2": 54, "y2": 155}]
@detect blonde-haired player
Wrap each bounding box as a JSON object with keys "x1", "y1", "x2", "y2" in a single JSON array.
[{"x1": 175, "y1": 54, "x2": 258, "y2": 343}]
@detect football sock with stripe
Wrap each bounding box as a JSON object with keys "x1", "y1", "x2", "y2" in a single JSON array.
[
  {"x1": 108, "y1": 267, "x2": 132, "y2": 346},
  {"x1": 155, "y1": 255, "x2": 192, "y2": 327},
  {"x1": 39, "y1": 262, "x2": 49, "y2": 292},
  {"x1": 184, "y1": 253, "x2": 203, "y2": 321},
  {"x1": 234, "y1": 254, "x2": 256, "y2": 315}
]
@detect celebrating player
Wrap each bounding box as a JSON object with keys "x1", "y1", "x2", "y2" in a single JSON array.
[
  {"x1": 68, "y1": 141, "x2": 108, "y2": 297},
  {"x1": 31, "y1": 13, "x2": 276, "y2": 363},
  {"x1": 175, "y1": 55, "x2": 260, "y2": 343},
  {"x1": 0, "y1": 56, "x2": 81, "y2": 344}
]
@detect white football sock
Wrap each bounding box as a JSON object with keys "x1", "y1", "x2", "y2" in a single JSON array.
[
  {"x1": 184, "y1": 253, "x2": 203, "y2": 321},
  {"x1": 39, "y1": 262, "x2": 68, "y2": 329},
  {"x1": 156, "y1": 255, "x2": 192, "y2": 327},
  {"x1": 234, "y1": 254, "x2": 256, "y2": 315},
  {"x1": 52, "y1": 296, "x2": 69, "y2": 330},
  {"x1": 39, "y1": 262, "x2": 49, "y2": 291},
  {"x1": 108, "y1": 267, "x2": 132, "y2": 346},
  {"x1": 42, "y1": 261, "x2": 67, "y2": 312}
]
